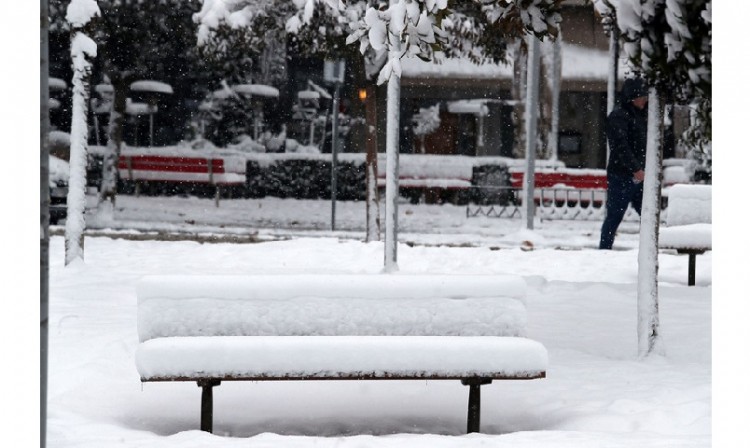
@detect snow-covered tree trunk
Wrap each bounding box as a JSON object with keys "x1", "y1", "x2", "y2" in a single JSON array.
[
  {"x1": 637, "y1": 87, "x2": 665, "y2": 357},
  {"x1": 65, "y1": 0, "x2": 99, "y2": 265},
  {"x1": 381, "y1": 0, "x2": 403, "y2": 272},
  {"x1": 384, "y1": 63, "x2": 401, "y2": 272}
]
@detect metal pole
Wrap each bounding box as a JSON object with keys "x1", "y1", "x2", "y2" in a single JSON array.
[
  {"x1": 549, "y1": 33, "x2": 561, "y2": 161},
  {"x1": 149, "y1": 112, "x2": 154, "y2": 147},
  {"x1": 524, "y1": 35, "x2": 541, "y2": 230},
  {"x1": 41, "y1": 0, "x2": 50, "y2": 446},
  {"x1": 331, "y1": 82, "x2": 340, "y2": 231}
]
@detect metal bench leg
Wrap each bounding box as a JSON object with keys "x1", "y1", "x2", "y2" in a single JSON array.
[
  {"x1": 198, "y1": 380, "x2": 221, "y2": 433},
  {"x1": 688, "y1": 253, "x2": 696, "y2": 286},
  {"x1": 461, "y1": 378, "x2": 492, "y2": 433}
]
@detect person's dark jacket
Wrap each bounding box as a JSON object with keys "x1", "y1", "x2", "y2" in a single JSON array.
[{"x1": 605, "y1": 78, "x2": 648, "y2": 177}]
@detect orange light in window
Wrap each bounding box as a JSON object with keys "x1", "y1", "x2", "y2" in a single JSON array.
[{"x1": 358, "y1": 88, "x2": 367, "y2": 101}]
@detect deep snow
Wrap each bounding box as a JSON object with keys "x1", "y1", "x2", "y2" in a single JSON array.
[{"x1": 31, "y1": 192, "x2": 722, "y2": 446}]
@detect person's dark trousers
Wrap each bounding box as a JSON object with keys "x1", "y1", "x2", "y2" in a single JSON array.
[{"x1": 599, "y1": 173, "x2": 644, "y2": 249}]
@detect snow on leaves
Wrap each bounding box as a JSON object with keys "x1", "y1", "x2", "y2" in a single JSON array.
[
  {"x1": 616, "y1": 0, "x2": 711, "y2": 96},
  {"x1": 345, "y1": 0, "x2": 561, "y2": 84},
  {"x1": 193, "y1": 1, "x2": 561, "y2": 84},
  {"x1": 66, "y1": 0, "x2": 100, "y2": 29},
  {"x1": 613, "y1": 0, "x2": 711, "y2": 144}
]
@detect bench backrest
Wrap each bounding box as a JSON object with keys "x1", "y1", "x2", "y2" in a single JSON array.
[
  {"x1": 137, "y1": 274, "x2": 528, "y2": 342},
  {"x1": 666, "y1": 184, "x2": 712, "y2": 226}
]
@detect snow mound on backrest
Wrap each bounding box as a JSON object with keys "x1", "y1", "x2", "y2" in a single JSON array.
[
  {"x1": 137, "y1": 274, "x2": 528, "y2": 342},
  {"x1": 666, "y1": 184, "x2": 711, "y2": 226}
]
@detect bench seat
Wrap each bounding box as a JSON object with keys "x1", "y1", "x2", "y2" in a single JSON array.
[
  {"x1": 659, "y1": 185, "x2": 712, "y2": 286},
  {"x1": 659, "y1": 223, "x2": 712, "y2": 251},
  {"x1": 136, "y1": 336, "x2": 548, "y2": 381}
]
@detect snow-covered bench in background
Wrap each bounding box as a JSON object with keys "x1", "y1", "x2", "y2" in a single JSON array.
[
  {"x1": 135, "y1": 274, "x2": 547, "y2": 434},
  {"x1": 659, "y1": 184, "x2": 712, "y2": 286}
]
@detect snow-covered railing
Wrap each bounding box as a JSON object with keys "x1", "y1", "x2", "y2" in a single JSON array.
[
  {"x1": 135, "y1": 273, "x2": 548, "y2": 434},
  {"x1": 467, "y1": 185, "x2": 654, "y2": 222}
]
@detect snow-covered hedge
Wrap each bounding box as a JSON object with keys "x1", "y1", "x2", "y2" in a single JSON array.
[{"x1": 246, "y1": 157, "x2": 366, "y2": 200}]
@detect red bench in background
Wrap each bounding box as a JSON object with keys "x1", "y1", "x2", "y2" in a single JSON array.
[{"x1": 118, "y1": 154, "x2": 246, "y2": 206}]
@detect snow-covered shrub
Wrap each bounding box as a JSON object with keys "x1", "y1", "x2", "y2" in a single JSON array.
[
  {"x1": 196, "y1": 87, "x2": 257, "y2": 147},
  {"x1": 412, "y1": 104, "x2": 441, "y2": 153}
]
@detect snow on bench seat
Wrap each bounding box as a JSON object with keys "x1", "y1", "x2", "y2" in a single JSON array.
[
  {"x1": 136, "y1": 336, "x2": 547, "y2": 381},
  {"x1": 659, "y1": 184, "x2": 712, "y2": 286},
  {"x1": 659, "y1": 223, "x2": 712, "y2": 250}
]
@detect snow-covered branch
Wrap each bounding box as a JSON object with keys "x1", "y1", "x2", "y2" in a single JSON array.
[{"x1": 346, "y1": 0, "x2": 562, "y2": 84}]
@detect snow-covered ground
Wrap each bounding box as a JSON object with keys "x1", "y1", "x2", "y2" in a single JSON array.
[
  {"x1": 81, "y1": 193, "x2": 641, "y2": 250},
  {"x1": 36, "y1": 193, "x2": 719, "y2": 446}
]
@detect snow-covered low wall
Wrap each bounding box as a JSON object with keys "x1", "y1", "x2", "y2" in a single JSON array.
[{"x1": 137, "y1": 274, "x2": 528, "y2": 343}]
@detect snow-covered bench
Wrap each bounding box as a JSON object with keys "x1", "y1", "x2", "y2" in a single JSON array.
[
  {"x1": 659, "y1": 184, "x2": 712, "y2": 286},
  {"x1": 135, "y1": 274, "x2": 547, "y2": 434},
  {"x1": 118, "y1": 152, "x2": 246, "y2": 206}
]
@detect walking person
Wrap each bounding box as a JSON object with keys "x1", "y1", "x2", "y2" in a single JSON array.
[{"x1": 599, "y1": 77, "x2": 649, "y2": 250}]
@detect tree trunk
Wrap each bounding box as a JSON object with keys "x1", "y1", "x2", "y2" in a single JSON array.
[
  {"x1": 384, "y1": 67, "x2": 400, "y2": 272},
  {"x1": 365, "y1": 85, "x2": 380, "y2": 243},
  {"x1": 65, "y1": 30, "x2": 95, "y2": 265},
  {"x1": 99, "y1": 72, "x2": 129, "y2": 210},
  {"x1": 606, "y1": 18, "x2": 619, "y2": 163},
  {"x1": 512, "y1": 38, "x2": 528, "y2": 159},
  {"x1": 637, "y1": 87, "x2": 665, "y2": 357}
]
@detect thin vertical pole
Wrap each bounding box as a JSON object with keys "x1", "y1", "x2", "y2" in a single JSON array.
[
  {"x1": 41, "y1": 1, "x2": 50, "y2": 446},
  {"x1": 331, "y1": 82, "x2": 340, "y2": 231},
  {"x1": 467, "y1": 382, "x2": 481, "y2": 433},
  {"x1": 524, "y1": 35, "x2": 541, "y2": 230},
  {"x1": 149, "y1": 112, "x2": 154, "y2": 147},
  {"x1": 549, "y1": 33, "x2": 561, "y2": 161},
  {"x1": 198, "y1": 380, "x2": 220, "y2": 433}
]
